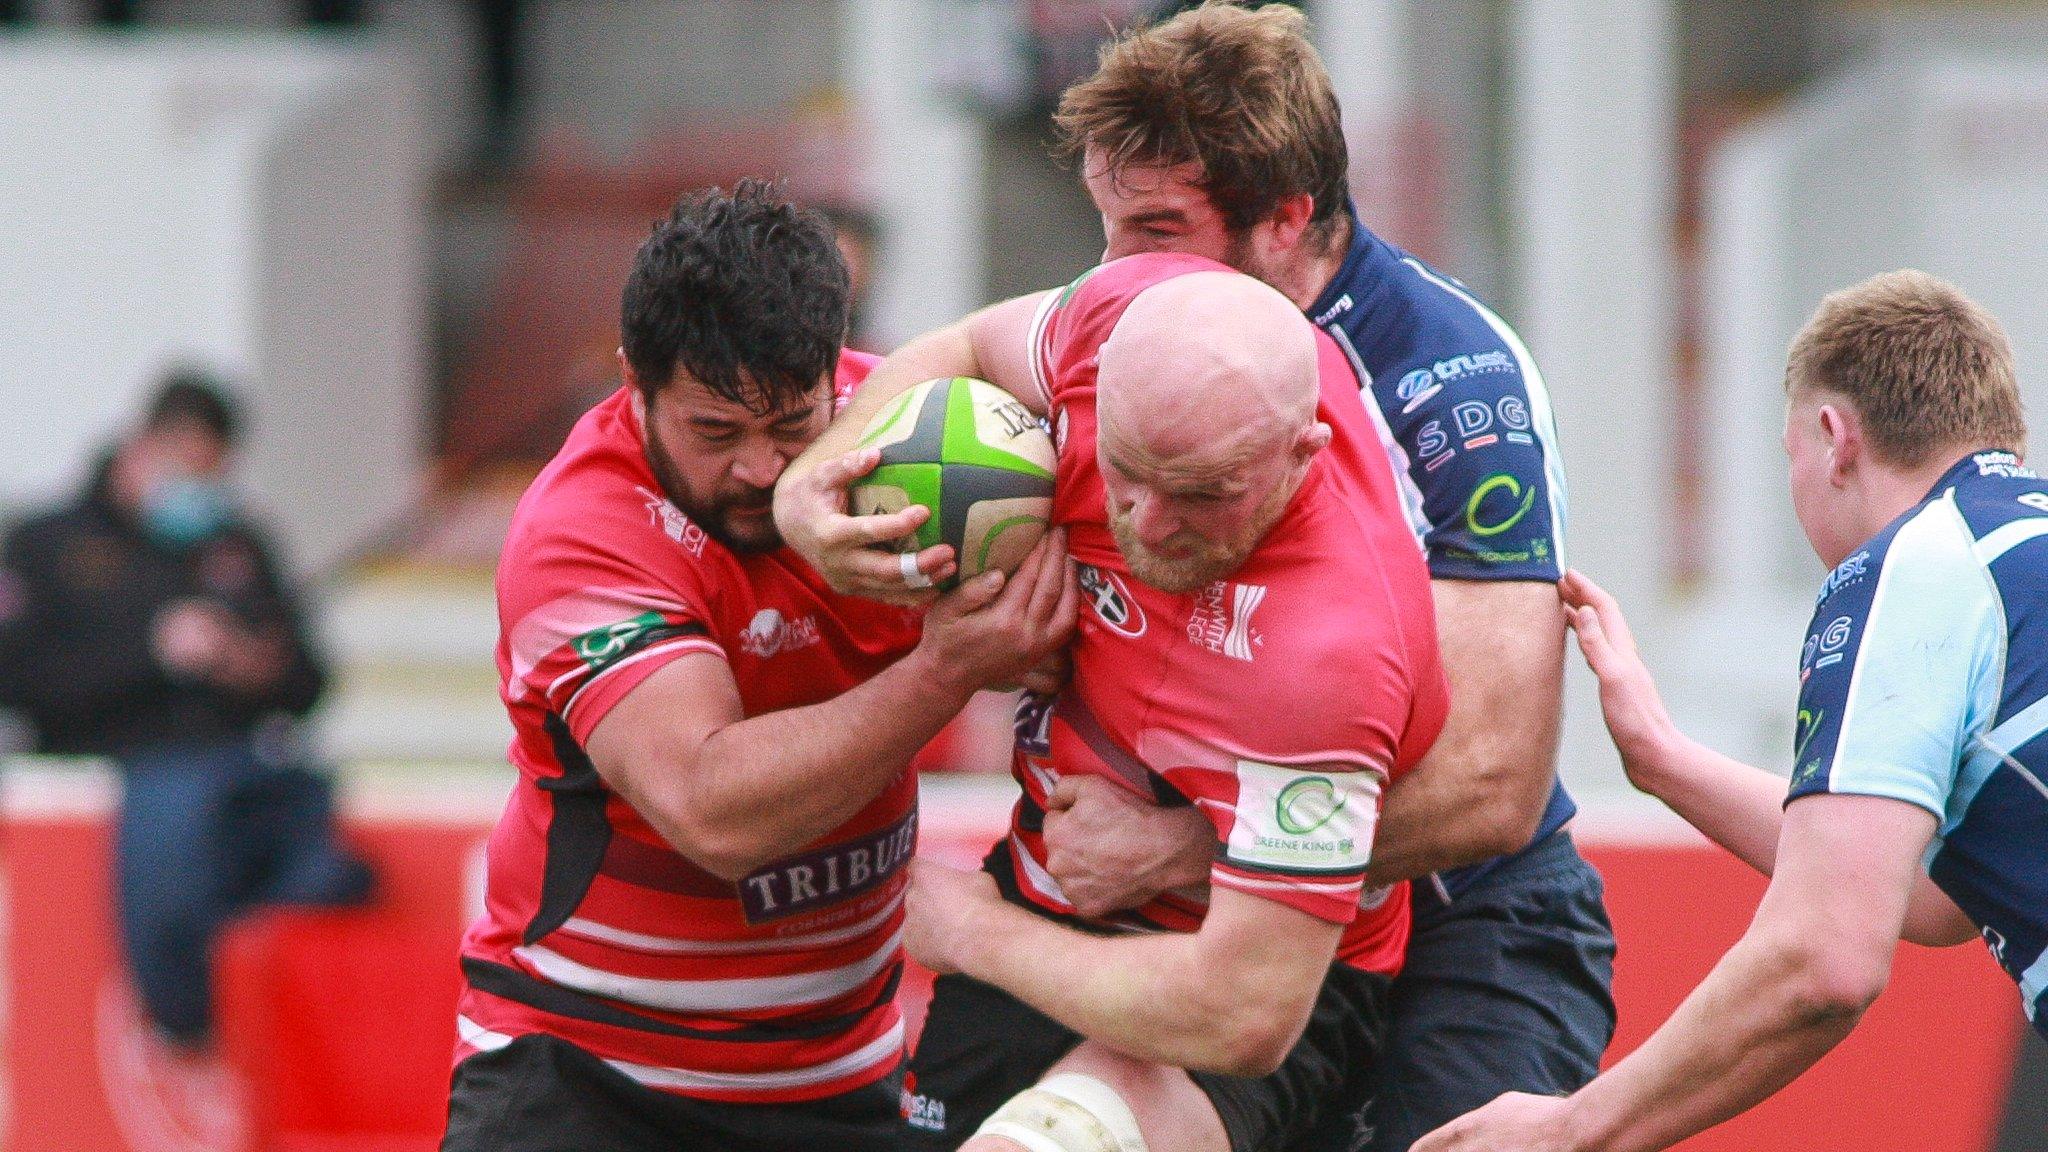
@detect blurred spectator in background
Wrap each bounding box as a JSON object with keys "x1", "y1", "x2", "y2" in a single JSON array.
[
  {"x1": 0, "y1": 369, "x2": 373, "y2": 1055},
  {"x1": 820, "y1": 202, "x2": 881, "y2": 351}
]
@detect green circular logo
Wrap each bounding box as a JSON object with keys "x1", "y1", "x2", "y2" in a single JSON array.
[
  {"x1": 1466, "y1": 473, "x2": 1537, "y2": 537},
  {"x1": 1275, "y1": 777, "x2": 1346, "y2": 836}
]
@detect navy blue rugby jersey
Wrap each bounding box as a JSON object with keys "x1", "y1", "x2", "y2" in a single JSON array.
[{"x1": 1307, "y1": 211, "x2": 1574, "y2": 891}]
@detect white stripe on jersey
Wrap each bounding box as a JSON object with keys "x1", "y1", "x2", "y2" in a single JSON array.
[
  {"x1": 457, "y1": 1014, "x2": 514, "y2": 1052},
  {"x1": 2023, "y1": 950, "x2": 2048, "y2": 1021},
  {"x1": 1963, "y1": 692, "x2": 2048, "y2": 828},
  {"x1": 511, "y1": 929, "x2": 901, "y2": 1014},
  {"x1": 1322, "y1": 323, "x2": 1432, "y2": 549},
  {"x1": 508, "y1": 587, "x2": 694, "y2": 700},
  {"x1": 558, "y1": 901, "x2": 899, "y2": 957},
  {"x1": 457, "y1": 1014, "x2": 908, "y2": 1093},
  {"x1": 605, "y1": 1019, "x2": 906, "y2": 1093},
  {"x1": 1975, "y1": 518, "x2": 2048, "y2": 565},
  {"x1": 548, "y1": 632, "x2": 723, "y2": 700},
  {"x1": 558, "y1": 635, "x2": 726, "y2": 722},
  {"x1": 1213, "y1": 871, "x2": 1366, "y2": 898},
  {"x1": 1399, "y1": 257, "x2": 1570, "y2": 568},
  {"x1": 1025, "y1": 289, "x2": 1063, "y2": 410},
  {"x1": 1008, "y1": 832, "x2": 1074, "y2": 908}
]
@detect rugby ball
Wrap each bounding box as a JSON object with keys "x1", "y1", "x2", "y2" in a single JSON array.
[{"x1": 849, "y1": 377, "x2": 1055, "y2": 588}]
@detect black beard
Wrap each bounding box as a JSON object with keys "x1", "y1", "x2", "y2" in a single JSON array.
[{"x1": 642, "y1": 430, "x2": 783, "y2": 555}]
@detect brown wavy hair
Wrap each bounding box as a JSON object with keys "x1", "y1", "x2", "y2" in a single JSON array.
[{"x1": 1054, "y1": 1, "x2": 1349, "y2": 248}]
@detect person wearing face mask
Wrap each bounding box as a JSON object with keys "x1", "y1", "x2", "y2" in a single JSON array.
[{"x1": 0, "y1": 369, "x2": 373, "y2": 1065}]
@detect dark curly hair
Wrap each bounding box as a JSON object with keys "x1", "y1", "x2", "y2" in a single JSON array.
[{"x1": 621, "y1": 179, "x2": 851, "y2": 413}]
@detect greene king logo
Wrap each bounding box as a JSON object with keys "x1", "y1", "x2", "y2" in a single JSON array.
[{"x1": 1275, "y1": 776, "x2": 1347, "y2": 836}]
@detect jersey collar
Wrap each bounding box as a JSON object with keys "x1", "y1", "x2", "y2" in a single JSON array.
[
  {"x1": 1932, "y1": 450, "x2": 2035, "y2": 499},
  {"x1": 1305, "y1": 200, "x2": 1390, "y2": 329}
]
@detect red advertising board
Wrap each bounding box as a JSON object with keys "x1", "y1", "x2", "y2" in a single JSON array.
[{"x1": 2, "y1": 768, "x2": 2024, "y2": 1151}]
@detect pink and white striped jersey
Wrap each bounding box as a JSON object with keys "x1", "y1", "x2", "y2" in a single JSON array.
[
  {"x1": 454, "y1": 351, "x2": 927, "y2": 1104},
  {"x1": 1006, "y1": 255, "x2": 1450, "y2": 976}
]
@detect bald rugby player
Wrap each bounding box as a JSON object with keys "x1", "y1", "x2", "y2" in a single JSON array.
[
  {"x1": 802, "y1": 9, "x2": 1616, "y2": 1147},
  {"x1": 777, "y1": 254, "x2": 1449, "y2": 1152}
]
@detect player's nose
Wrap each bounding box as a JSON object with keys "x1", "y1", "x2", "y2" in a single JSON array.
[
  {"x1": 1129, "y1": 494, "x2": 1180, "y2": 546},
  {"x1": 728, "y1": 437, "x2": 786, "y2": 489}
]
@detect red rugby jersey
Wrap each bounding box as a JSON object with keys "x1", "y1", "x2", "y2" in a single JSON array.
[
  {"x1": 454, "y1": 351, "x2": 927, "y2": 1103},
  {"x1": 1006, "y1": 256, "x2": 1450, "y2": 975}
]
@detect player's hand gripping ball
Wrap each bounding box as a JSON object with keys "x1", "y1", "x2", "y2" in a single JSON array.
[{"x1": 848, "y1": 377, "x2": 1055, "y2": 589}]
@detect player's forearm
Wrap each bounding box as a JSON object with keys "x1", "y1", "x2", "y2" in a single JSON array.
[
  {"x1": 1629, "y1": 735, "x2": 1790, "y2": 876},
  {"x1": 1559, "y1": 799, "x2": 1922, "y2": 1152},
  {"x1": 1631, "y1": 737, "x2": 1975, "y2": 943},
  {"x1": 952, "y1": 902, "x2": 1319, "y2": 1077},
  {"x1": 664, "y1": 650, "x2": 976, "y2": 879},
  {"x1": 1558, "y1": 920, "x2": 1873, "y2": 1152}
]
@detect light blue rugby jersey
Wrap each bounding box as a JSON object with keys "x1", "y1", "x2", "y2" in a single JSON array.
[{"x1": 1787, "y1": 450, "x2": 2048, "y2": 1037}]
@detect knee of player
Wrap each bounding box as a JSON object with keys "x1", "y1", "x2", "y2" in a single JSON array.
[{"x1": 972, "y1": 1072, "x2": 1152, "y2": 1152}]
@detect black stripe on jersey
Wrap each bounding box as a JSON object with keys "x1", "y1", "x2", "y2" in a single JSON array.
[
  {"x1": 462, "y1": 957, "x2": 903, "y2": 1043},
  {"x1": 528, "y1": 712, "x2": 615, "y2": 945}
]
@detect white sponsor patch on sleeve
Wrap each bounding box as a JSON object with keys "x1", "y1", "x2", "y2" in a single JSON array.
[{"x1": 1224, "y1": 761, "x2": 1380, "y2": 874}]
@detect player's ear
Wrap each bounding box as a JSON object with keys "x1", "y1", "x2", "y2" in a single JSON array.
[
  {"x1": 1818, "y1": 402, "x2": 1861, "y2": 486},
  {"x1": 1265, "y1": 193, "x2": 1317, "y2": 251},
  {"x1": 1293, "y1": 421, "x2": 1332, "y2": 463},
  {"x1": 619, "y1": 349, "x2": 650, "y2": 418}
]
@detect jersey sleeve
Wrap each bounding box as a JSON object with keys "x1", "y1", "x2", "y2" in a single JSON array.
[
  {"x1": 1169, "y1": 757, "x2": 1384, "y2": 925},
  {"x1": 833, "y1": 347, "x2": 880, "y2": 410},
  {"x1": 1786, "y1": 497, "x2": 2003, "y2": 821},
  {"x1": 500, "y1": 524, "x2": 725, "y2": 746},
  {"x1": 1132, "y1": 704, "x2": 1386, "y2": 924}
]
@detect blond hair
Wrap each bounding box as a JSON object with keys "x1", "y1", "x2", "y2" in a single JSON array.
[
  {"x1": 1786, "y1": 270, "x2": 2026, "y2": 466},
  {"x1": 1054, "y1": 1, "x2": 1348, "y2": 243}
]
